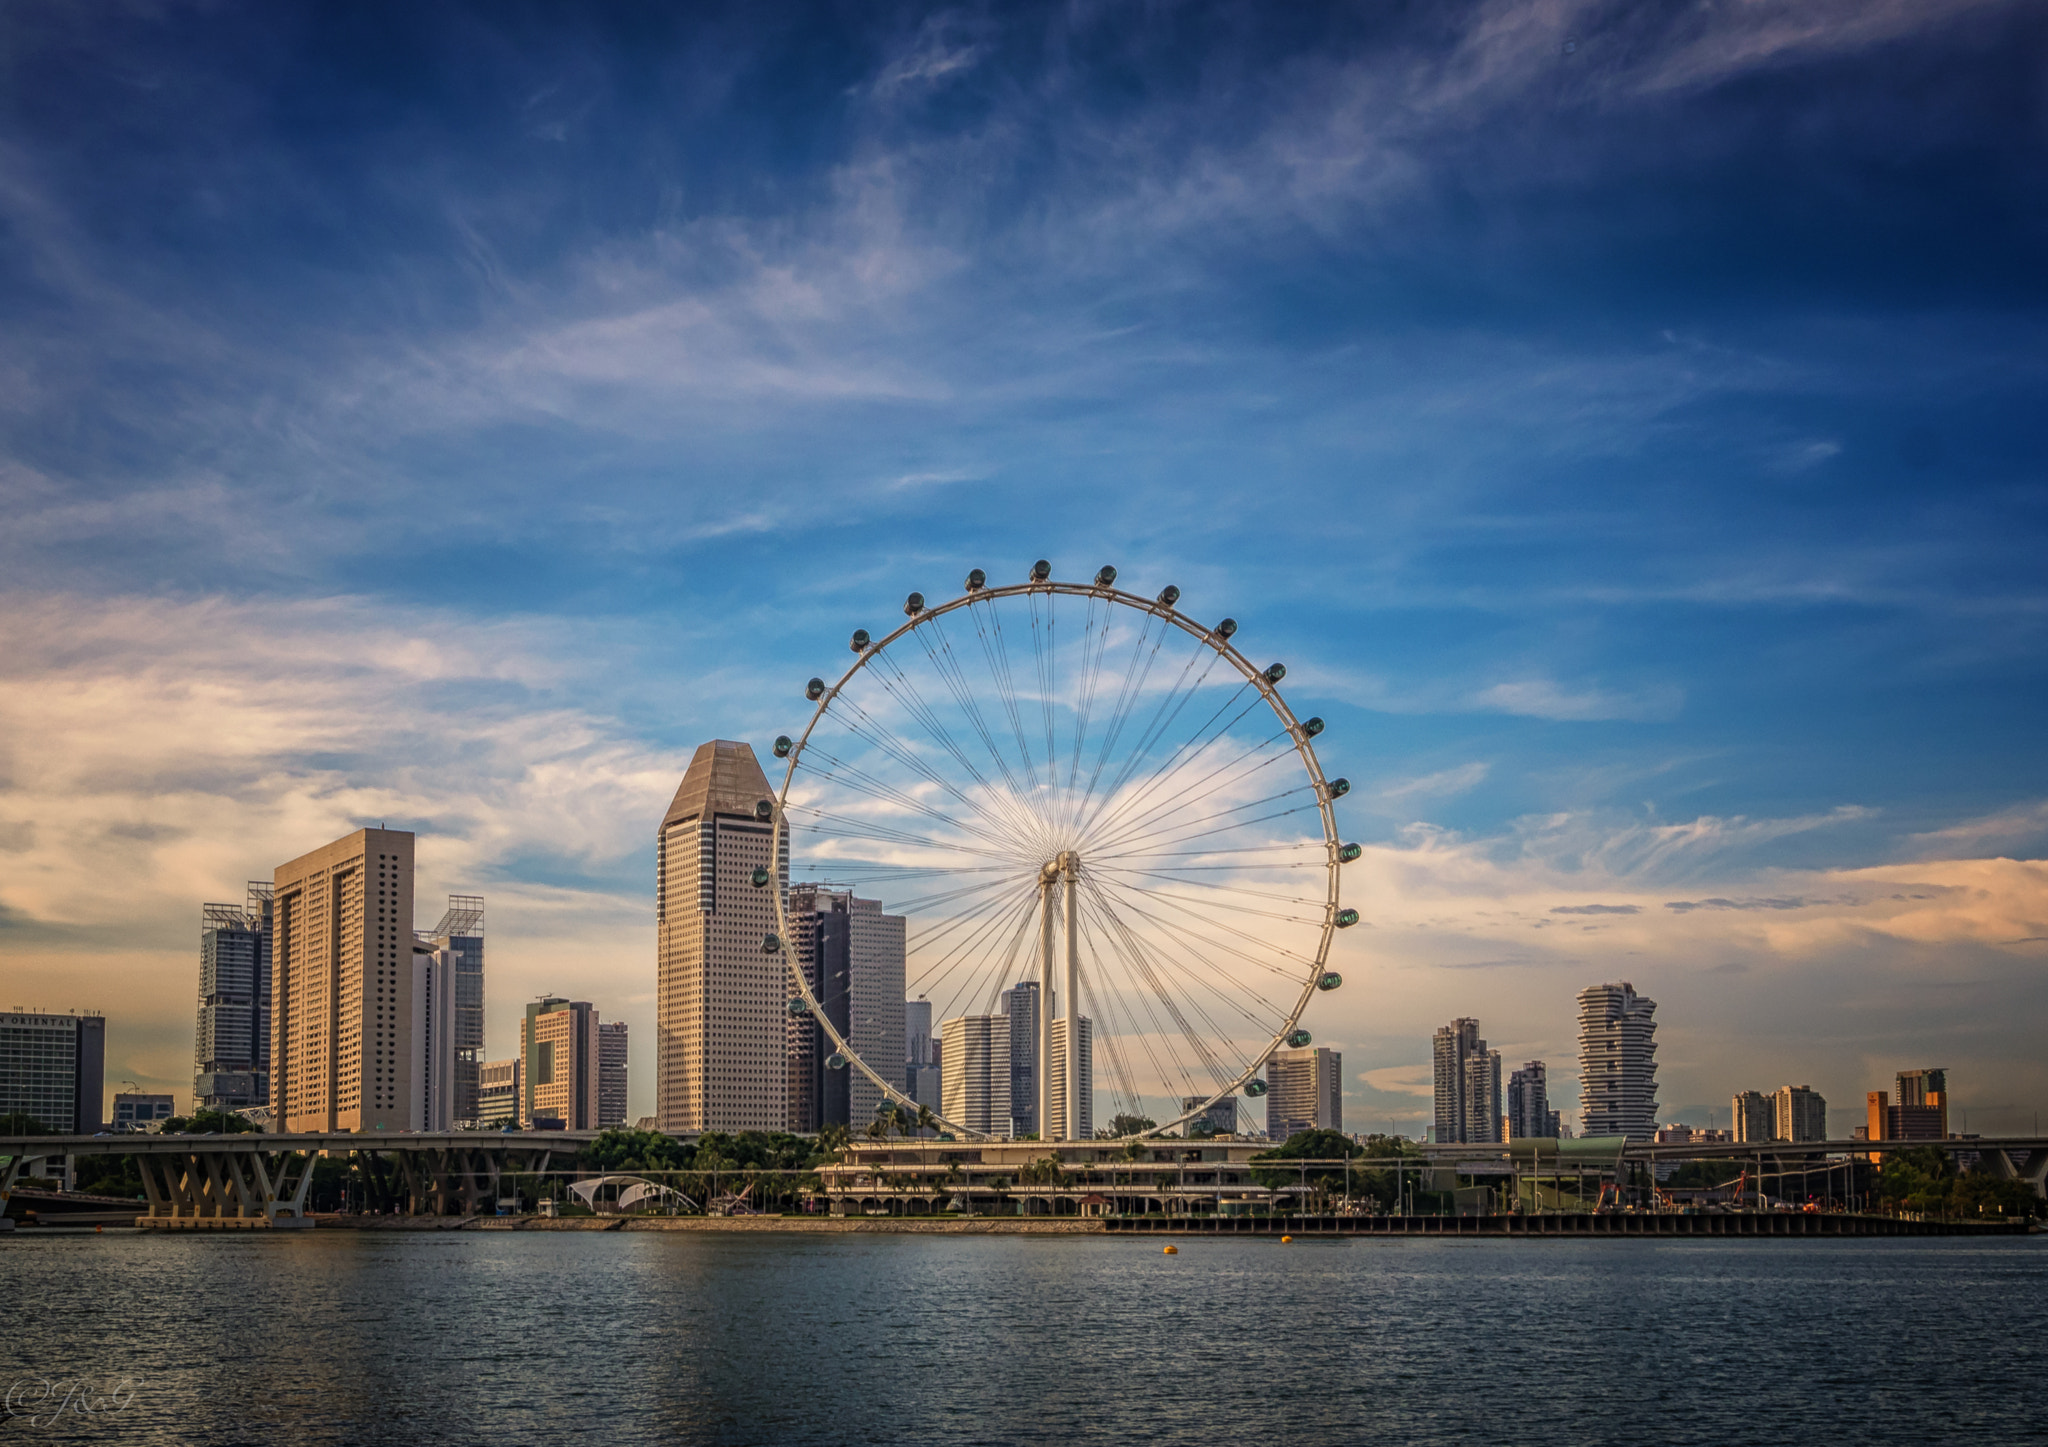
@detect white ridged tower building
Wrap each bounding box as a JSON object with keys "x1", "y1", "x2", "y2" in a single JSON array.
[{"x1": 1576, "y1": 982, "x2": 1659, "y2": 1141}]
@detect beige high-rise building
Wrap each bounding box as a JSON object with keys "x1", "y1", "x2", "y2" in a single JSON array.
[
  {"x1": 1045, "y1": 1017, "x2": 1093, "y2": 1142},
  {"x1": 272, "y1": 827, "x2": 415, "y2": 1133},
  {"x1": 939, "y1": 1015, "x2": 1011, "y2": 1138},
  {"x1": 1266, "y1": 1045, "x2": 1342, "y2": 1142},
  {"x1": 655, "y1": 740, "x2": 787, "y2": 1133},
  {"x1": 522, "y1": 996, "x2": 599, "y2": 1130}
]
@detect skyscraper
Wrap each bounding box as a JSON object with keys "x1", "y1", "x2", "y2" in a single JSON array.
[
  {"x1": 598, "y1": 1021, "x2": 629, "y2": 1128},
  {"x1": 522, "y1": 996, "x2": 599, "y2": 1130},
  {"x1": 784, "y1": 885, "x2": 907, "y2": 1132},
  {"x1": 410, "y1": 940, "x2": 456, "y2": 1131},
  {"x1": 905, "y1": 998, "x2": 933, "y2": 1078},
  {"x1": 1896, "y1": 1067, "x2": 1949, "y2": 1138},
  {"x1": 1046, "y1": 1017, "x2": 1093, "y2": 1142},
  {"x1": 0, "y1": 1010, "x2": 104, "y2": 1132},
  {"x1": 1181, "y1": 1095, "x2": 1237, "y2": 1137},
  {"x1": 1576, "y1": 982, "x2": 1658, "y2": 1141},
  {"x1": 655, "y1": 740, "x2": 787, "y2": 1133},
  {"x1": 939, "y1": 1015, "x2": 1011, "y2": 1138},
  {"x1": 425, "y1": 895, "x2": 484, "y2": 1126},
  {"x1": 1774, "y1": 1085, "x2": 1826, "y2": 1143},
  {"x1": 272, "y1": 827, "x2": 416, "y2": 1133},
  {"x1": 194, "y1": 882, "x2": 273, "y2": 1111},
  {"x1": 1000, "y1": 981, "x2": 1040, "y2": 1139},
  {"x1": 1266, "y1": 1046, "x2": 1341, "y2": 1141},
  {"x1": 1505, "y1": 1060, "x2": 1559, "y2": 1140},
  {"x1": 1732, "y1": 1089, "x2": 1773, "y2": 1143},
  {"x1": 1433, "y1": 1018, "x2": 1499, "y2": 1144}
]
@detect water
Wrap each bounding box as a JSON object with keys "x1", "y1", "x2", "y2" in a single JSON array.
[{"x1": 7, "y1": 1230, "x2": 2045, "y2": 1444}]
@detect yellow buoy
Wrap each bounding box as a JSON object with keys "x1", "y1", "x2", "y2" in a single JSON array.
[
  {"x1": 1163, "y1": 1244, "x2": 1178, "y2": 1254},
  {"x1": 1280, "y1": 1234, "x2": 1293, "y2": 1244}
]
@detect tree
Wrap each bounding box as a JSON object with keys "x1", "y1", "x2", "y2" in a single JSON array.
[
  {"x1": 915, "y1": 1104, "x2": 938, "y2": 1138},
  {"x1": 160, "y1": 1108, "x2": 258, "y2": 1135},
  {"x1": 1098, "y1": 1113, "x2": 1155, "y2": 1139},
  {"x1": 0, "y1": 1111, "x2": 55, "y2": 1135},
  {"x1": 816, "y1": 1123, "x2": 851, "y2": 1160}
]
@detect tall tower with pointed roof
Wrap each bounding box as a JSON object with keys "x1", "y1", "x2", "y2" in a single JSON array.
[{"x1": 656, "y1": 740, "x2": 788, "y2": 1132}]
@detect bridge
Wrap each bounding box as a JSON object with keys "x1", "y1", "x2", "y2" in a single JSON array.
[
  {"x1": 1423, "y1": 1135, "x2": 2048, "y2": 1200},
  {"x1": 0, "y1": 1131, "x2": 598, "y2": 1228}
]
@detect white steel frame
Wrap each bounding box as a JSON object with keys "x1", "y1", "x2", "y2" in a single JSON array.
[{"x1": 768, "y1": 572, "x2": 1345, "y2": 1143}]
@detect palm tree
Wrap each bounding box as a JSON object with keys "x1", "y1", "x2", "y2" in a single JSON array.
[
  {"x1": 863, "y1": 1115, "x2": 890, "y2": 1142},
  {"x1": 915, "y1": 1104, "x2": 938, "y2": 1138}
]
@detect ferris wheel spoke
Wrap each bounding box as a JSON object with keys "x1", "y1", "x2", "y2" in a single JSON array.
[
  {"x1": 915, "y1": 889, "x2": 1043, "y2": 1028},
  {"x1": 1092, "y1": 865, "x2": 1329, "y2": 907},
  {"x1": 797, "y1": 746, "x2": 1003, "y2": 843},
  {"x1": 825, "y1": 680, "x2": 1029, "y2": 838},
  {"x1": 789, "y1": 809, "x2": 1022, "y2": 864},
  {"x1": 959, "y1": 596, "x2": 1048, "y2": 808},
  {"x1": 1077, "y1": 886, "x2": 1226, "y2": 1101},
  {"x1": 1079, "y1": 881, "x2": 1244, "y2": 1091},
  {"x1": 1090, "y1": 878, "x2": 1295, "y2": 1024},
  {"x1": 1059, "y1": 596, "x2": 1117, "y2": 834},
  {"x1": 1091, "y1": 627, "x2": 1231, "y2": 810},
  {"x1": 1094, "y1": 873, "x2": 1318, "y2": 976},
  {"x1": 1027, "y1": 592, "x2": 1060, "y2": 817},
  {"x1": 1084, "y1": 728, "x2": 1298, "y2": 855},
  {"x1": 1070, "y1": 611, "x2": 1169, "y2": 838},
  {"x1": 1089, "y1": 775, "x2": 1314, "y2": 860},
  {"x1": 861, "y1": 646, "x2": 1054, "y2": 847},
  {"x1": 882, "y1": 871, "x2": 1036, "y2": 917},
  {"x1": 894, "y1": 617, "x2": 1046, "y2": 837},
  {"x1": 1073, "y1": 682, "x2": 1265, "y2": 843},
  {"x1": 1096, "y1": 799, "x2": 1325, "y2": 857}
]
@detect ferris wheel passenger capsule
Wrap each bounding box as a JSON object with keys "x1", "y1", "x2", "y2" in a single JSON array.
[
  {"x1": 1264, "y1": 662, "x2": 1286, "y2": 683},
  {"x1": 1244, "y1": 1079, "x2": 1269, "y2": 1097},
  {"x1": 761, "y1": 933, "x2": 782, "y2": 955},
  {"x1": 1334, "y1": 909, "x2": 1359, "y2": 927},
  {"x1": 1338, "y1": 843, "x2": 1362, "y2": 863},
  {"x1": 904, "y1": 592, "x2": 925, "y2": 616},
  {"x1": 1319, "y1": 972, "x2": 1343, "y2": 991},
  {"x1": 1214, "y1": 617, "x2": 1238, "y2": 640},
  {"x1": 851, "y1": 629, "x2": 871, "y2": 652},
  {"x1": 966, "y1": 568, "x2": 987, "y2": 591},
  {"x1": 1157, "y1": 585, "x2": 1180, "y2": 606},
  {"x1": 1287, "y1": 1029, "x2": 1312, "y2": 1048},
  {"x1": 826, "y1": 1052, "x2": 850, "y2": 1070},
  {"x1": 1301, "y1": 717, "x2": 1324, "y2": 737},
  {"x1": 806, "y1": 678, "x2": 826, "y2": 701},
  {"x1": 1095, "y1": 565, "x2": 1118, "y2": 587},
  {"x1": 773, "y1": 735, "x2": 794, "y2": 758},
  {"x1": 751, "y1": 866, "x2": 771, "y2": 888},
  {"x1": 755, "y1": 799, "x2": 773, "y2": 821},
  {"x1": 787, "y1": 997, "x2": 812, "y2": 1016},
  {"x1": 1326, "y1": 778, "x2": 1350, "y2": 798},
  {"x1": 1030, "y1": 559, "x2": 1052, "y2": 582}
]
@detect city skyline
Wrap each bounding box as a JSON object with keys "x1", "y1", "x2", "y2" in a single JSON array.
[{"x1": 3, "y1": 3, "x2": 2044, "y2": 1133}]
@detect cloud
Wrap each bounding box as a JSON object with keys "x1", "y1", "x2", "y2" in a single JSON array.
[
  {"x1": 1377, "y1": 761, "x2": 1491, "y2": 805},
  {"x1": 1359, "y1": 1064, "x2": 1434, "y2": 1098},
  {"x1": 1471, "y1": 679, "x2": 1683, "y2": 723},
  {"x1": 1665, "y1": 896, "x2": 1812, "y2": 913},
  {"x1": 1550, "y1": 903, "x2": 1639, "y2": 915}
]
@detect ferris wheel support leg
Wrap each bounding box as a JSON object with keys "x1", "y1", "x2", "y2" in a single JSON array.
[
  {"x1": 1064, "y1": 854, "x2": 1080, "y2": 1147},
  {"x1": 1038, "y1": 873, "x2": 1054, "y2": 1146}
]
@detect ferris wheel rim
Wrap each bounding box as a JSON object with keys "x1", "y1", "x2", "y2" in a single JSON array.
[{"x1": 767, "y1": 573, "x2": 1343, "y2": 1144}]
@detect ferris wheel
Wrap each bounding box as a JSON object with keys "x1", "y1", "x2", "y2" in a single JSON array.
[{"x1": 766, "y1": 561, "x2": 1356, "y2": 1142}]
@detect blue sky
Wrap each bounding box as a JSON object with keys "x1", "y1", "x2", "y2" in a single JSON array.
[{"x1": 3, "y1": 0, "x2": 2044, "y2": 1131}]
